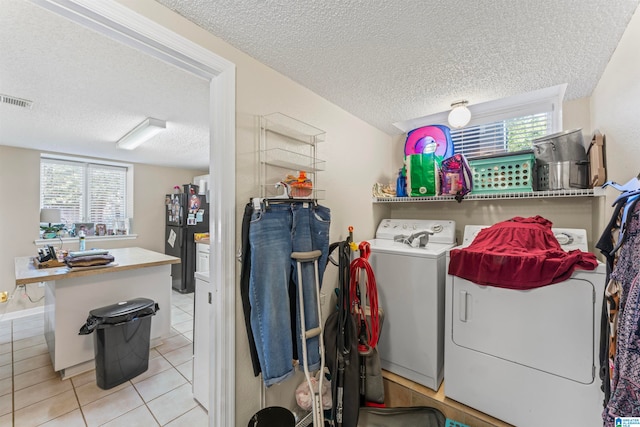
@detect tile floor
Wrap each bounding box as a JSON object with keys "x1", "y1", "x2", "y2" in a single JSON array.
[
  {"x1": 1, "y1": 289, "x2": 513, "y2": 427},
  {"x1": 0, "y1": 291, "x2": 208, "y2": 427}
]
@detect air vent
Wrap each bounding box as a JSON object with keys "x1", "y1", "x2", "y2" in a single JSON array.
[{"x1": 1, "y1": 94, "x2": 33, "y2": 109}]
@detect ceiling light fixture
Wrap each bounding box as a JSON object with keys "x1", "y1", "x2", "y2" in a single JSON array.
[
  {"x1": 448, "y1": 100, "x2": 471, "y2": 129},
  {"x1": 116, "y1": 117, "x2": 166, "y2": 150}
]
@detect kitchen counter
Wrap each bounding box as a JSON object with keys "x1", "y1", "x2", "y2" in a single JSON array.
[
  {"x1": 14, "y1": 247, "x2": 180, "y2": 379},
  {"x1": 15, "y1": 247, "x2": 179, "y2": 285}
]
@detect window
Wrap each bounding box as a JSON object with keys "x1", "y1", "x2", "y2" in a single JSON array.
[
  {"x1": 392, "y1": 84, "x2": 566, "y2": 160},
  {"x1": 40, "y1": 156, "x2": 130, "y2": 227},
  {"x1": 450, "y1": 111, "x2": 553, "y2": 159}
]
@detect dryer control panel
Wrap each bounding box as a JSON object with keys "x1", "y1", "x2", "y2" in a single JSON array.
[
  {"x1": 552, "y1": 228, "x2": 589, "y2": 252},
  {"x1": 462, "y1": 225, "x2": 589, "y2": 252},
  {"x1": 375, "y1": 219, "x2": 456, "y2": 244}
]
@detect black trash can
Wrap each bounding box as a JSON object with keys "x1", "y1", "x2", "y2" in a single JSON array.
[
  {"x1": 79, "y1": 297, "x2": 159, "y2": 390},
  {"x1": 248, "y1": 407, "x2": 295, "y2": 427}
]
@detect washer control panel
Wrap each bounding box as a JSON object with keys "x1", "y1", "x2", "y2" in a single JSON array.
[{"x1": 375, "y1": 219, "x2": 456, "y2": 244}]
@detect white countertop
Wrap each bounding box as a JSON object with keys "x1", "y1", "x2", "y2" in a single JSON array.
[{"x1": 15, "y1": 247, "x2": 180, "y2": 285}]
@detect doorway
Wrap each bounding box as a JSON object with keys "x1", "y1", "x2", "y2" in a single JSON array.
[{"x1": 30, "y1": 1, "x2": 237, "y2": 425}]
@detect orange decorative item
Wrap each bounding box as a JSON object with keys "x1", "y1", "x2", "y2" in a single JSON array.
[{"x1": 286, "y1": 171, "x2": 313, "y2": 198}]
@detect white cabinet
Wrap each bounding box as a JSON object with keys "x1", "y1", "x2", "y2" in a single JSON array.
[
  {"x1": 259, "y1": 113, "x2": 326, "y2": 199},
  {"x1": 193, "y1": 271, "x2": 211, "y2": 411},
  {"x1": 193, "y1": 244, "x2": 210, "y2": 411},
  {"x1": 196, "y1": 243, "x2": 209, "y2": 273}
]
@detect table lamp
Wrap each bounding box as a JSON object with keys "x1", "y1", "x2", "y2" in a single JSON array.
[{"x1": 40, "y1": 208, "x2": 61, "y2": 227}]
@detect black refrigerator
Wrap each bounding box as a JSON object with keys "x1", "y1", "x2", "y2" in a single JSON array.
[{"x1": 165, "y1": 185, "x2": 209, "y2": 294}]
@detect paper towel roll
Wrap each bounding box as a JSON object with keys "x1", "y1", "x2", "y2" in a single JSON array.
[{"x1": 199, "y1": 180, "x2": 206, "y2": 195}]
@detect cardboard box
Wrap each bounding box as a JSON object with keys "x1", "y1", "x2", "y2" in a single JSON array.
[
  {"x1": 194, "y1": 233, "x2": 210, "y2": 242},
  {"x1": 589, "y1": 131, "x2": 606, "y2": 187}
]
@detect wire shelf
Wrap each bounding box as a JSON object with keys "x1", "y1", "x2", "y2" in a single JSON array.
[
  {"x1": 261, "y1": 112, "x2": 325, "y2": 145},
  {"x1": 373, "y1": 187, "x2": 605, "y2": 203}
]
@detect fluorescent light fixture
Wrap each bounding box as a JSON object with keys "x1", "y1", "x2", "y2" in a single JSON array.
[
  {"x1": 116, "y1": 117, "x2": 166, "y2": 150},
  {"x1": 448, "y1": 100, "x2": 471, "y2": 128}
]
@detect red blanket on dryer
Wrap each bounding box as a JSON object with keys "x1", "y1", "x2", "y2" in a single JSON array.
[{"x1": 448, "y1": 216, "x2": 598, "y2": 289}]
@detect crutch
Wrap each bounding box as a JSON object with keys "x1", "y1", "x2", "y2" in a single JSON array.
[{"x1": 292, "y1": 250, "x2": 325, "y2": 427}]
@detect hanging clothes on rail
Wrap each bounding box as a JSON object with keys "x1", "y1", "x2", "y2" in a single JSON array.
[
  {"x1": 243, "y1": 199, "x2": 331, "y2": 386},
  {"x1": 601, "y1": 198, "x2": 640, "y2": 425},
  {"x1": 596, "y1": 191, "x2": 640, "y2": 406},
  {"x1": 240, "y1": 203, "x2": 262, "y2": 376},
  {"x1": 241, "y1": 201, "x2": 301, "y2": 377}
]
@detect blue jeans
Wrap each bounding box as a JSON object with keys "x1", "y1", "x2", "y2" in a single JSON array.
[{"x1": 249, "y1": 202, "x2": 331, "y2": 386}]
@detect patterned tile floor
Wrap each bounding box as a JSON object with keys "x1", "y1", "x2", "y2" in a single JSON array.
[{"x1": 0, "y1": 290, "x2": 208, "y2": 427}]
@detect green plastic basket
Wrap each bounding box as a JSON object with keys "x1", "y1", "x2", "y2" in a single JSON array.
[
  {"x1": 469, "y1": 152, "x2": 535, "y2": 194},
  {"x1": 445, "y1": 419, "x2": 470, "y2": 427}
]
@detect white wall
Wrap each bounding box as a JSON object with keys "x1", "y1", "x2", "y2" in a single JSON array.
[
  {"x1": 0, "y1": 144, "x2": 202, "y2": 314},
  {"x1": 591, "y1": 3, "x2": 640, "y2": 218},
  {"x1": 563, "y1": 97, "x2": 591, "y2": 134},
  {"x1": 115, "y1": 0, "x2": 394, "y2": 422},
  {"x1": 0, "y1": 145, "x2": 40, "y2": 312}
]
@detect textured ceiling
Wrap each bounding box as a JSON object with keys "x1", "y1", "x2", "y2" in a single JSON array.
[
  {"x1": 0, "y1": 0, "x2": 210, "y2": 170},
  {"x1": 156, "y1": 0, "x2": 640, "y2": 134},
  {"x1": 1, "y1": 1, "x2": 639, "y2": 171}
]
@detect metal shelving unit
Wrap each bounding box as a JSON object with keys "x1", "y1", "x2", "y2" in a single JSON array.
[
  {"x1": 259, "y1": 113, "x2": 325, "y2": 199},
  {"x1": 373, "y1": 187, "x2": 605, "y2": 203}
]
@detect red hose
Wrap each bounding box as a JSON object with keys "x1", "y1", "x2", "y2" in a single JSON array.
[{"x1": 349, "y1": 241, "x2": 380, "y2": 352}]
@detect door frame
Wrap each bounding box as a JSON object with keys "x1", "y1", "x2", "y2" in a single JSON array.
[{"x1": 30, "y1": 1, "x2": 236, "y2": 425}]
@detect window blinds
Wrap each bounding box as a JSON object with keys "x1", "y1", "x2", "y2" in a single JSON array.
[
  {"x1": 40, "y1": 157, "x2": 127, "y2": 224},
  {"x1": 40, "y1": 159, "x2": 85, "y2": 224},
  {"x1": 450, "y1": 112, "x2": 553, "y2": 159},
  {"x1": 88, "y1": 164, "x2": 127, "y2": 223}
]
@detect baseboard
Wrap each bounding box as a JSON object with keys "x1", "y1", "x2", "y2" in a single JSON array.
[{"x1": 0, "y1": 305, "x2": 45, "y2": 322}]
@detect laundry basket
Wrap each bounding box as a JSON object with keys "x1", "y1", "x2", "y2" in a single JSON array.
[{"x1": 469, "y1": 152, "x2": 535, "y2": 194}]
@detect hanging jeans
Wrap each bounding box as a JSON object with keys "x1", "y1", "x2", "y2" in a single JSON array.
[
  {"x1": 249, "y1": 201, "x2": 331, "y2": 386},
  {"x1": 240, "y1": 203, "x2": 262, "y2": 376}
]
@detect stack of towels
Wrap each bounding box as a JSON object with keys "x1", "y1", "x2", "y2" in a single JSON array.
[{"x1": 65, "y1": 249, "x2": 114, "y2": 268}]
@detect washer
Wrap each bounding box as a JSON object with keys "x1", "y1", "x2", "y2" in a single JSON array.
[
  {"x1": 444, "y1": 225, "x2": 606, "y2": 427},
  {"x1": 368, "y1": 218, "x2": 456, "y2": 391}
]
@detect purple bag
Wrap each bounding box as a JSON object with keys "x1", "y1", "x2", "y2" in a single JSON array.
[{"x1": 439, "y1": 153, "x2": 472, "y2": 201}]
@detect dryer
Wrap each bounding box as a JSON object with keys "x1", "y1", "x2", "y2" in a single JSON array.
[
  {"x1": 444, "y1": 225, "x2": 606, "y2": 427},
  {"x1": 368, "y1": 218, "x2": 456, "y2": 391}
]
